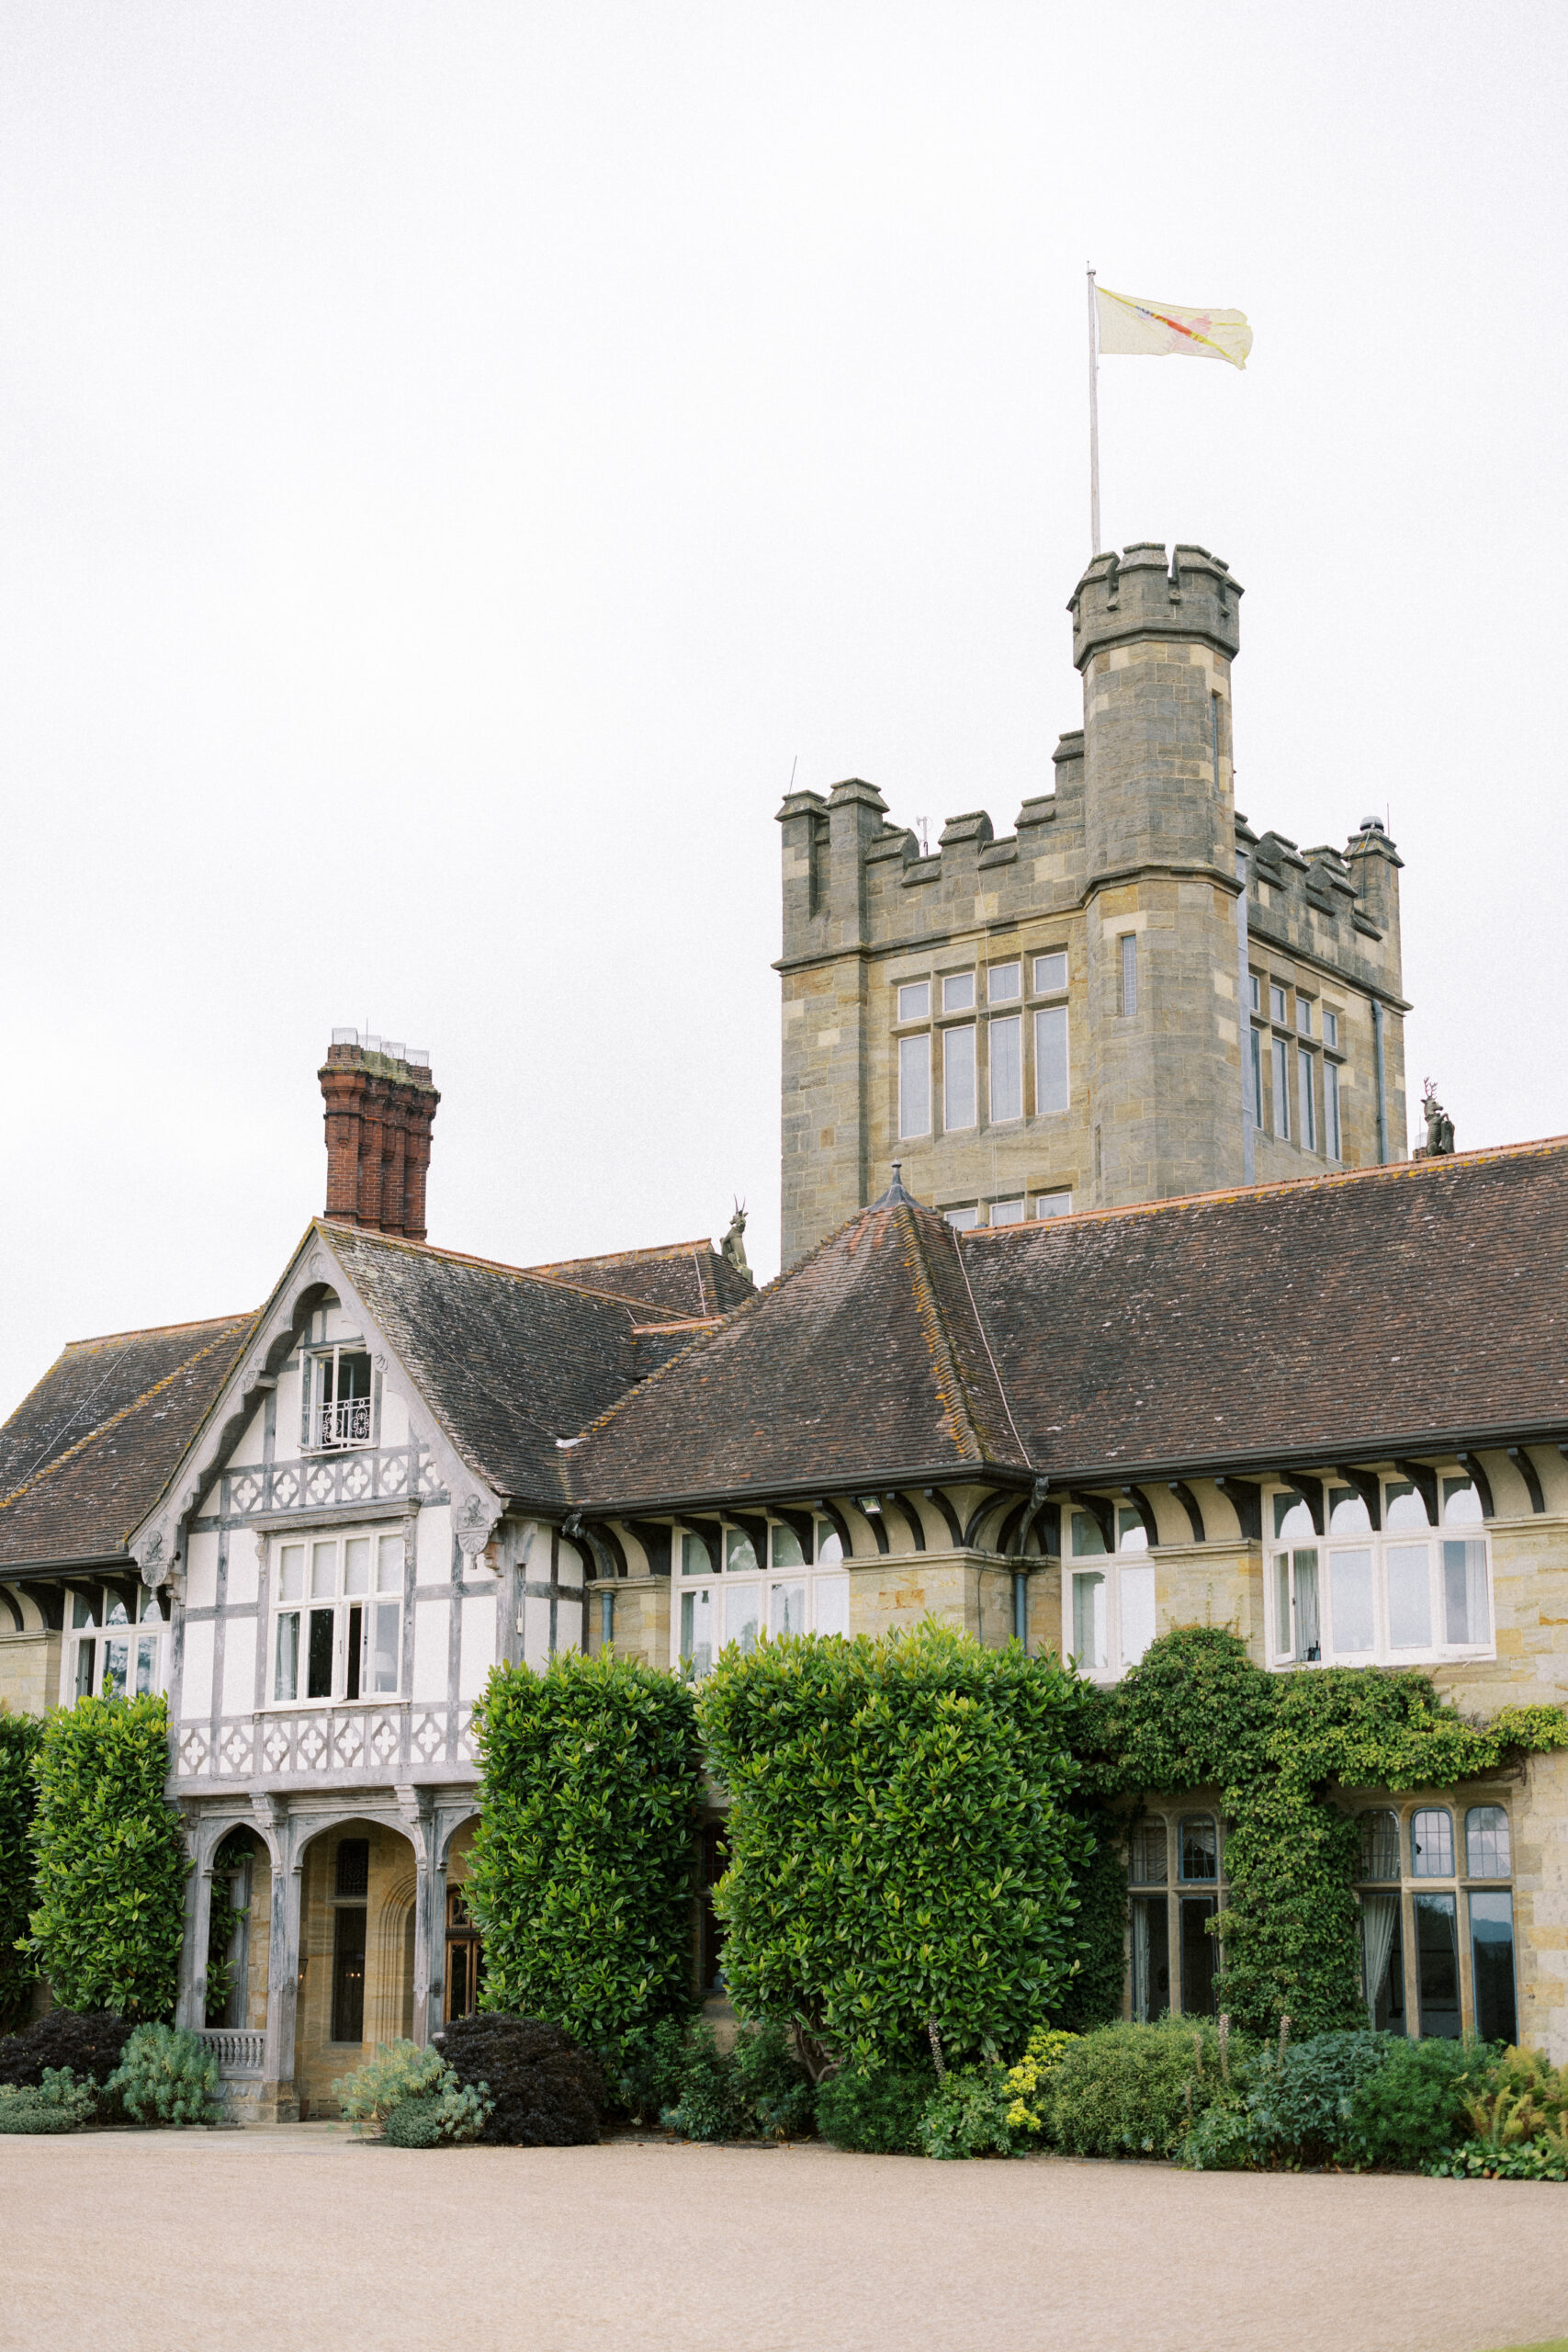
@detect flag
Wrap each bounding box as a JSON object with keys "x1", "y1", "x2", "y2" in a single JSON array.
[{"x1": 1095, "y1": 285, "x2": 1252, "y2": 370}]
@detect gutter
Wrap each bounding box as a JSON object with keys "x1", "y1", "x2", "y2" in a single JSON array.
[{"x1": 551, "y1": 1417, "x2": 1568, "y2": 1524}]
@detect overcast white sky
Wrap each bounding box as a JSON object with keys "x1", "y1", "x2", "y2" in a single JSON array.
[{"x1": 3, "y1": 3, "x2": 1565, "y2": 1415}]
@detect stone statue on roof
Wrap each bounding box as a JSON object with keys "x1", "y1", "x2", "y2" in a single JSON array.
[
  {"x1": 1417, "y1": 1080, "x2": 1455, "y2": 1159},
  {"x1": 720, "y1": 1199, "x2": 750, "y2": 1277}
]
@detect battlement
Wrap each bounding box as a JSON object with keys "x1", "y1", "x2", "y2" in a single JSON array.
[{"x1": 1070, "y1": 540, "x2": 1242, "y2": 672}]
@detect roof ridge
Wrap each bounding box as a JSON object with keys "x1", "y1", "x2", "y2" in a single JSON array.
[
  {"x1": 894, "y1": 1204, "x2": 988, "y2": 1464},
  {"x1": 0, "y1": 1316, "x2": 263, "y2": 1529},
  {"x1": 957, "y1": 1131, "x2": 1568, "y2": 1246},
  {"x1": 314, "y1": 1219, "x2": 688, "y2": 1322},
  {"x1": 61, "y1": 1311, "x2": 254, "y2": 1351},
  {"x1": 525, "y1": 1238, "x2": 726, "y2": 1272}
]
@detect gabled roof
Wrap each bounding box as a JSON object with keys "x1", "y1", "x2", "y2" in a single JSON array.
[
  {"x1": 520, "y1": 1238, "x2": 753, "y2": 1318},
  {"x1": 0, "y1": 1317, "x2": 257, "y2": 1569},
  {"x1": 567, "y1": 1136, "x2": 1568, "y2": 1512},
  {"x1": 321, "y1": 1223, "x2": 711, "y2": 1506},
  {"x1": 961, "y1": 1135, "x2": 1568, "y2": 1481},
  {"x1": 566, "y1": 1198, "x2": 1030, "y2": 1510}
]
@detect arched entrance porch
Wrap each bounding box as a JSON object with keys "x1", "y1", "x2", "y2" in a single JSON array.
[{"x1": 293, "y1": 1816, "x2": 418, "y2": 2119}]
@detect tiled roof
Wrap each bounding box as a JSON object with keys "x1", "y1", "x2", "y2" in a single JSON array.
[
  {"x1": 569, "y1": 1138, "x2": 1568, "y2": 1510},
  {"x1": 962, "y1": 1136, "x2": 1568, "y2": 1480},
  {"x1": 0, "y1": 1317, "x2": 256, "y2": 1569},
  {"x1": 567, "y1": 1199, "x2": 1031, "y2": 1510},
  {"x1": 519, "y1": 1239, "x2": 753, "y2": 1318},
  {"x1": 323, "y1": 1224, "x2": 707, "y2": 1505}
]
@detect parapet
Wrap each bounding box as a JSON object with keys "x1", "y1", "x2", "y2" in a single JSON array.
[{"x1": 1070, "y1": 541, "x2": 1242, "y2": 672}]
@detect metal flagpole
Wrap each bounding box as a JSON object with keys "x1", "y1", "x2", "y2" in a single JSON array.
[{"x1": 1087, "y1": 265, "x2": 1101, "y2": 557}]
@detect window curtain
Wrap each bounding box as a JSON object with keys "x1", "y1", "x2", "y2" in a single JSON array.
[
  {"x1": 1360, "y1": 1894, "x2": 1399, "y2": 2023},
  {"x1": 1294, "y1": 1552, "x2": 1321, "y2": 1658},
  {"x1": 1133, "y1": 1901, "x2": 1151, "y2": 2023}
]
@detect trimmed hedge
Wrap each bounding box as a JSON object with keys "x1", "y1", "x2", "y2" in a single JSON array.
[
  {"x1": 0, "y1": 1711, "x2": 43, "y2": 2029},
  {"x1": 467, "y1": 1653, "x2": 704, "y2": 2049},
  {"x1": 697, "y1": 1623, "x2": 1086, "y2": 2073},
  {"x1": 28, "y1": 1696, "x2": 187, "y2": 2019}
]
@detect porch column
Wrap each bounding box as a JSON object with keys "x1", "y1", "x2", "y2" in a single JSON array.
[
  {"x1": 273, "y1": 1819, "x2": 305, "y2": 2105},
  {"x1": 174, "y1": 1814, "x2": 209, "y2": 2031},
  {"x1": 397, "y1": 1784, "x2": 437, "y2": 2043}
]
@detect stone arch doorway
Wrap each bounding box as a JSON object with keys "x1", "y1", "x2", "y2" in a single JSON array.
[
  {"x1": 205, "y1": 1823, "x2": 270, "y2": 2030},
  {"x1": 441, "y1": 1816, "x2": 483, "y2": 2026},
  {"x1": 294, "y1": 1815, "x2": 418, "y2": 2119}
]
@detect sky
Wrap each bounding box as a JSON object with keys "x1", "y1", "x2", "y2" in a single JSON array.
[{"x1": 2, "y1": 2, "x2": 1565, "y2": 1416}]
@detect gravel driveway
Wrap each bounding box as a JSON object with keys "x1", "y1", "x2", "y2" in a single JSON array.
[{"x1": 3, "y1": 2125, "x2": 1566, "y2": 2352}]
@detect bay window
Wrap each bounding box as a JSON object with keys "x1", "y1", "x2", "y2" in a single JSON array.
[
  {"x1": 1066, "y1": 1508, "x2": 1156, "y2": 1677},
  {"x1": 1127, "y1": 1811, "x2": 1223, "y2": 2020},
  {"x1": 68, "y1": 1584, "x2": 164, "y2": 1702},
  {"x1": 272, "y1": 1529, "x2": 403, "y2": 1704},
  {"x1": 1354, "y1": 1797, "x2": 1516, "y2": 2041},
  {"x1": 1267, "y1": 1481, "x2": 1492, "y2": 1668},
  {"x1": 675, "y1": 1519, "x2": 850, "y2": 1679}
]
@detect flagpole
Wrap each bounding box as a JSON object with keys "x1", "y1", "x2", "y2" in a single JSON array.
[{"x1": 1087, "y1": 265, "x2": 1101, "y2": 557}]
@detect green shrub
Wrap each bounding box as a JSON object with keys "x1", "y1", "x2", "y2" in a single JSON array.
[
  {"x1": 0, "y1": 2066, "x2": 98, "y2": 2134},
  {"x1": 602, "y1": 2015, "x2": 689, "y2": 2125},
  {"x1": 333, "y1": 2037, "x2": 491, "y2": 2143},
  {"x1": 919, "y1": 2065, "x2": 1015, "y2": 2160},
  {"x1": 106, "y1": 2022, "x2": 220, "y2": 2126},
  {"x1": 660, "y1": 2022, "x2": 748, "y2": 2143},
  {"x1": 731, "y1": 2020, "x2": 816, "y2": 2140},
  {"x1": 384, "y1": 2094, "x2": 445, "y2": 2148},
  {"x1": 1178, "y1": 2098, "x2": 1261, "y2": 2171},
  {"x1": 816, "y1": 2066, "x2": 933, "y2": 2155},
  {"x1": 1245, "y1": 2030, "x2": 1392, "y2": 2167},
  {"x1": 468, "y1": 1654, "x2": 704, "y2": 2047},
  {"x1": 0, "y1": 1711, "x2": 43, "y2": 2030},
  {"x1": 28, "y1": 1696, "x2": 187, "y2": 2019},
  {"x1": 333, "y1": 2039, "x2": 448, "y2": 2131},
  {"x1": 1053, "y1": 1807, "x2": 1131, "y2": 2034},
  {"x1": 1002, "y1": 2029, "x2": 1079, "y2": 2137},
  {"x1": 697, "y1": 1623, "x2": 1086, "y2": 2074},
  {"x1": 1429, "y1": 2135, "x2": 1568, "y2": 2182},
  {"x1": 1049, "y1": 2018, "x2": 1227, "y2": 2160},
  {"x1": 1341, "y1": 2036, "x2": 1492, "y2": 2170}
]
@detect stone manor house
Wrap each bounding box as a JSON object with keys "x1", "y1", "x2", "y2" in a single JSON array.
[{"x1": 2, "y1": 540, "x2": 1564, "y2": 2120}]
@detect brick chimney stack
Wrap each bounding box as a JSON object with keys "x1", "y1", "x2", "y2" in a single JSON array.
[{"x1": 319, "y1": 1032, "x2": 440, "y2": 1241}]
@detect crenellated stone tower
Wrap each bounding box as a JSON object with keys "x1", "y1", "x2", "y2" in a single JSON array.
[{"x1": 777, "y1": 541, "x2": 1408, "y2": 1268}]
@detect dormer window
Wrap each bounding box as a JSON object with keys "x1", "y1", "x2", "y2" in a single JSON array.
[{"x1": 302, "y1": 1346, "x2": 375, "y2": 1452}]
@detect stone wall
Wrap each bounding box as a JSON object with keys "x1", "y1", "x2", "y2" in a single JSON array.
[{"x1": 0, "y1": 1631, "x2": 59, "y2": 1717}]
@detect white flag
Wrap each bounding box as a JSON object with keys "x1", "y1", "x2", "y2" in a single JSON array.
[{"x1": 1095, "y1": 285, "x2": 1251, "y2": 370}]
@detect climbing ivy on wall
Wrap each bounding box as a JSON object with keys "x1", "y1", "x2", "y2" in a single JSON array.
[
  {"x1": 28, "y1": 1694, "x2": 189, "y2": 2019},
  {"x1": 1075, "y1": 1627, "x2": 1568, "y2": 2037},
  {"x1": 0, "y1": 1709, "x2": 44, "y2": 2029}
]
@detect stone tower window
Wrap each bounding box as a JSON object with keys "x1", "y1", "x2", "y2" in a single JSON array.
[
  {"x1": 1117, "y1": 935, "x2": 1137, "y2": 1017},
  {"x1": 898, "y1": 1036, "x2": 931, "y2": 1138}
]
